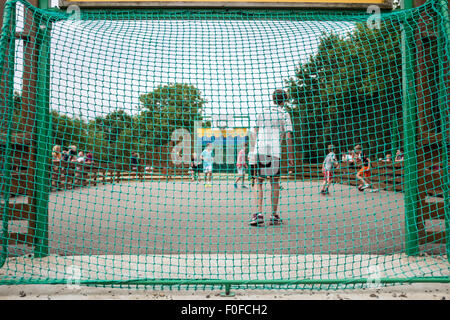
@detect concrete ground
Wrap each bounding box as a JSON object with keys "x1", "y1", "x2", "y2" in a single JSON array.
[
  {"x1": 8, "y1": 179, "x2": 446, "y2": 256},
  {"x1": 0, "y1": 283, "x2": 449, "y2": 300},
  {"x1": 2, "y1": 179, "x2": 448, "y2": 300}
]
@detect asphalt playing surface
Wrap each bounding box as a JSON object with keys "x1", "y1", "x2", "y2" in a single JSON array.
[{"x1": 30, "y1": 178, "x2": 443, "y2": 256}]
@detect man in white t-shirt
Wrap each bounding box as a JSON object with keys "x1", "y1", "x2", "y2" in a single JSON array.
[{"x1": 250, "y1": 89, "x2": 295, "y2": 227}]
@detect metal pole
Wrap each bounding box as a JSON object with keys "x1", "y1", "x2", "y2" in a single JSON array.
[
  {"x1": 0, "y1": 0, "x2": 16, "y2": 268},
  {"x1": 33, "y1": 2, "x2": 51, "y2": 258},
  {"x1": 1, "y1": 276, "x2": 450, "y2": 286},
  {"x1": 402, "y1": 0, "x2": 420, "y2": 256}
]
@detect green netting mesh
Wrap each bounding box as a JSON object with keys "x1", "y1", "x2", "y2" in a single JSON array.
[{"x1": 0, "y1": 0, "x2": 449, "y2": 290}]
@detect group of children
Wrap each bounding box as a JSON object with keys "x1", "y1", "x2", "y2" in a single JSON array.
[
  {"x1": 192, "y1": 143, "x2": 379, "y2": 196},
  {"x1": 319, "y1": 144, "x2": 374, "y2": 195},
  {"x1": 190, "y1": 135, "x2": 376, "y2": 210},
  {"x1": 188, "y1": 142, "x2": 257, "y2": 189},
  {"x1": 52, "y1": 145, "x2": 94, "y2": 164},
  {"x1": 187, "y1": 88, "x2": 391, "y2": 227},
  {"x1": 186, "y1": 89, "x2": 295, "y2": 227}
]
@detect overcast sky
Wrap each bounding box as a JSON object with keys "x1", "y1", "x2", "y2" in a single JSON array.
[{"x1": 15, "y1": 1, "x2": 355, "y2": 128}]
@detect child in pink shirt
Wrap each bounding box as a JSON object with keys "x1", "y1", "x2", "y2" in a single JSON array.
[{"x1": 234, "y1": 144, "x2": 248, "y2": 189}]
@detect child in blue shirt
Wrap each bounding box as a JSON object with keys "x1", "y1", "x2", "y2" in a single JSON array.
[{"x1": 201, "y1": 143, "x2": 214, "y2": 186}]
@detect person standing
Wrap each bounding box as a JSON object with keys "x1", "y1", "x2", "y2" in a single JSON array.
[
  {"x1": 52, "y1": 145, "x2": 62, "y2": 162},
  {"x1": 85, "y1": 151, "x2": 94, "y2": 164},
  {"x1": 130, "y1": 151, "x2": 139, "y2": 170},
  {"x1": 395, "y1": 149, "x2": 404, "y2": 162},
  {"x1": 68, "y1": 145, "x2": 78, "y2": 162},
  {"x1": 234, "y1": 144, "x2": 248, "y2": 189},
  {"x1": 77, "y1": 151, "x2": 86, "y2": 163},
  {"x1": 201, "y1": 143, "x2": 214, "y2": 187},
  {"x1": 320, "y1": 144, "x2": 339, "y2": 195},
  {"x1": 250, "y1": 89, "x2": 295, "y2": 227},
  {"x1": 189, "y1": 152, "x2": 201, "y2": 182},
  {"x1": 51, "y1": 145, "x2": 62, "y2": 189},
  {"x1": 355, "y1": 147, "x2": 371, "y2": 190}
]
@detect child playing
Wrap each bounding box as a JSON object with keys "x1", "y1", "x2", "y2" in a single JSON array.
[
  {"x1": 379, "y1": 153, "x2": 393, "y2": 163},
  {"x1": 320, "y1": 144, "x2": 339, "y2": 195},
  {"x1": 395, "y1": 149, "x2": 404, "y2": 162},
  {"x1": 356, "y1": 148, "x2": 371, "y2": 190},
  {"x1": 189, "y1": 152, "x2": 201, "y2": 182},
  {"x1": 77, "y1": 151, "x2": 86, "y2": 163},
  {"x1": 234, "y1": 144, "x2": 248, "y2": 189},
  {"x1": 201, "y1": 143, "x2": 214, "y2": 187},
  {"x1": 250, "y1": 89, "x2": 294, "y2": 227}
]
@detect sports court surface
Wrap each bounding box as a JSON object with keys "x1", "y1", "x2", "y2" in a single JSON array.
[
  {"x1": 3, "y1": 180, "x2": 448, "y2": 288},
  {"x1": 20, "y1": 180, "x2": 422, "y2": 255}
]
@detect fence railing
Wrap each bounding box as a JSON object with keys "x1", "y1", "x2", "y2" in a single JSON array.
[
  {"x1": 3, "y1": 159, "x2": 447, "y2": 198},
  {"x1": 293, "y1": 161, "x2": 446, "y2": 197}
]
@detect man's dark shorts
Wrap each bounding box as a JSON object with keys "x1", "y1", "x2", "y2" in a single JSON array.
[{"x1": 257, "y1": 154, "x2": 281, "y2": 178}]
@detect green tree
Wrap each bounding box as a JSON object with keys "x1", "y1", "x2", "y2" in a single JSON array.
[
  {"x1": 51, "y1": 110, "x2": 89, "y2": 151},
  {"x1": 93, "y1": 109, "x2": 133, "y2": 144},
  {"x1": 139, "y1": 83, "x2": 205, "y2": 148},
  {"x1": 287, "y1": 21, "x2": 403, "y2": 163}
]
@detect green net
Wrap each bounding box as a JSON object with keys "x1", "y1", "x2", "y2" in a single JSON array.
[{"x1": 0, "y1": 0, "x2": 449, "y2": 290}]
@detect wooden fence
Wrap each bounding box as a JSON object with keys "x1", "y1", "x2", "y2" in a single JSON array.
[
  {"x1": 294, "y1": 161, "x2": 446, "y2": 197},
  {"x1": 3, "y1": 159, "x2": 446, "y2": 198}
]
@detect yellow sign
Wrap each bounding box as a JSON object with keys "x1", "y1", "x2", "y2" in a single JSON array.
[
  {"x1": 197, "y1": 128, "x2": 248, "y2": 138},
  {"x1": 60, "y1": 0, "x2": 392, "y2": 9}
]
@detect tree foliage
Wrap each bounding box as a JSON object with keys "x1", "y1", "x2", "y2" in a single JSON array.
[
  {"x1": 139, "y1": 83, "x2": 205, "y2": 146},
  {"x1": 51, "y1": 111, "x2": 88, "y2": 151},
  {"x1": 286, "y1": 22, "x2": 403, "y2": 163},
  {"x1": 93, "y1": 110, "x2": 133, "y2": 144},
  {"x1": 6, "y1": 83, "x2": 205, "y2": 165}
]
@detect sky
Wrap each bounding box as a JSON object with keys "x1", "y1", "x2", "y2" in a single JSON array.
[{"x1": 14, "y1": 0, "x2": 356, "y2": 128}]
